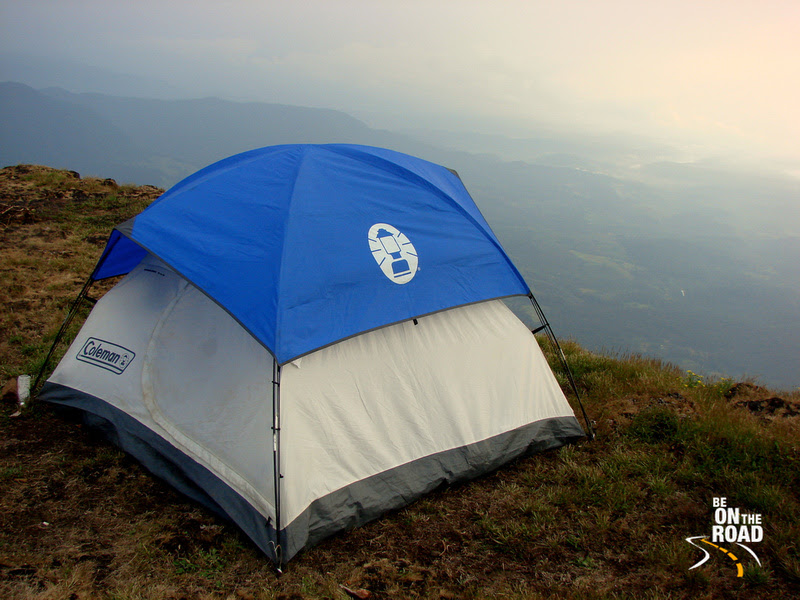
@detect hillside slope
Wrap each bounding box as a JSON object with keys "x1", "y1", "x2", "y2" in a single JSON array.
[{"x1": 1, "y1": 165, "x2": 799, "y2": 599}]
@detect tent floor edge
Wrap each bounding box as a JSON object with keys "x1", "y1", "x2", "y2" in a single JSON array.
[
  {"x1": 35, "y1": 381, "x2": 583, "y2": 565},
  {"x1": 37, "y1": 382, "x2": 282, "y2": 565},
  {"x1": 282, "y1": 415, "x2": 584, "y2": 561}
]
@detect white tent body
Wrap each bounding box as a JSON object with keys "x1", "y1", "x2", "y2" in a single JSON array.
[{"x1": 44, "y1": 256, "x2": 583, "y2": 561}]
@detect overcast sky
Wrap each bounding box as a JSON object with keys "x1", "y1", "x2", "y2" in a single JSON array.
[{"x1": 2, "y1": 0, "x2": 799, "y2": 166}]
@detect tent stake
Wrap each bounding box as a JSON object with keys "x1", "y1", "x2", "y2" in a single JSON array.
[
  {"x1": 528, "y1": 294, "x2": 594, "y2": 440},
  {"x1": 32, "y1": 276, "x2": 96, "y2": 397}
]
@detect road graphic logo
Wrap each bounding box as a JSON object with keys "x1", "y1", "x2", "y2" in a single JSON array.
[{"x1": 686, "y1": 496, "x2": 762, "y2": 577}]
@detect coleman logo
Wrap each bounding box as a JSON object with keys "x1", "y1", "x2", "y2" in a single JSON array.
[
  {"x1": 368, "y1": 223, "x2": 418, "y2": 284},
  {"x1": 77, "y1": 338, "x2": 135, "y2": 375}
]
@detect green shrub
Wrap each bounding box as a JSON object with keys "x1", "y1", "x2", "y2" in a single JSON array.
[{"x1": 627, "y1": 405, "x2": 679, "y2": 443}]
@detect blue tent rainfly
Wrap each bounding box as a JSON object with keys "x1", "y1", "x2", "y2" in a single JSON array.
[{"x1": 92, "y1": 144, "x2": 531, "y2": 363}]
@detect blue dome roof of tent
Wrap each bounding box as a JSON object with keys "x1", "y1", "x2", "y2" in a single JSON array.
[{"x1": 92, "y1": 144, "x2": 530, "y2": 363}]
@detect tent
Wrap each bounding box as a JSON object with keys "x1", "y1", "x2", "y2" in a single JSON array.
[{"x1": 38, "y1": 144, "x2": 588, "y2": 565}]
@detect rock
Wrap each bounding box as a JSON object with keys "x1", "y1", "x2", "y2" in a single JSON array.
[
  {"x1": 724, "y1": 382, "x2": 768, "y2": 399},
  {"x1": 735, "y1": 396, "x2": 799, "y2": 418},
  {"x1": 339, "y1": 585, "x2": 371, "y2": 599}
]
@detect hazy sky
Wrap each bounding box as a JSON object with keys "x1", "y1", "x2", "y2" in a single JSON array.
[{"x1": 3, "y1": 0, "x2": 799, "y2": 165}]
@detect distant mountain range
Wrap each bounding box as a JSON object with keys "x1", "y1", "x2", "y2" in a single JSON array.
[
  {"x1": 1, "y1": 82, "x2": 392, "y2": 186},
  {"x1": 1, "y1": 81, "x2": 797, "y2": 389}
]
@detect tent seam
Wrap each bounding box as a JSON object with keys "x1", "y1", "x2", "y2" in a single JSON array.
[{"x1": 273, "y1": 145, "x2": 311, "y2": 360}]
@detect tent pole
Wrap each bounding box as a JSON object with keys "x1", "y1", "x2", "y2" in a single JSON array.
[
  {"x1": 32, "y1": 275, "x2": 96, "y2": 397},
  {"x1": 528, "y1": 294, "x2": 595, "y2": 440},
  {"x1": 271, "y1": 358, "x2": 284, "y2": 570}
]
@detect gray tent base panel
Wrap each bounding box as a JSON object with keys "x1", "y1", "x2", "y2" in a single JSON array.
[
  {"x1": 39, "y1": 382, "x2": 282, "y2": 562},
  {"x1": 39, "y1": 381, "x2": 585, "y2": 565},
  {"x1": 289, "y1": 416, "x2": 585, "y2": 559}
]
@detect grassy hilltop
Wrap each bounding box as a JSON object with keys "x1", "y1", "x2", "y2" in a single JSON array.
[{"x1": 1, "y1": 165, "x2": 798, "y2": 599}]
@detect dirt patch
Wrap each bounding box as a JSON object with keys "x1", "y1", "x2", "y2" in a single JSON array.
[
  {"x1": 724, "y1": 382, "x2": 769, "y2": 399},
  {"x1": 601, "y1": 392, "x2": 696, "y2": 434}
]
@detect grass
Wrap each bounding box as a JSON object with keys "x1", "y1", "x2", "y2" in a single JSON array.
[
  {"x1": 0, "y1": 165, "x2": 158, "y2": 383},
  {"x1": 1, "y1": 164, "x2": 799, "y2": 599}
]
